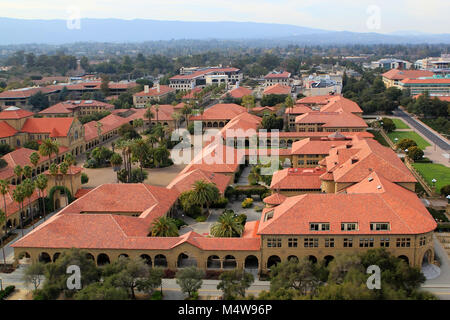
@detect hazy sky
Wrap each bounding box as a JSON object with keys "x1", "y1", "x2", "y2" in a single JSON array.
[{"x1": 0, "y1": 0, "x2": 448, "y2": 34}]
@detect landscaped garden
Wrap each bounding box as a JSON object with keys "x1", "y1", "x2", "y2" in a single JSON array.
[
  {"x1": 412, "y1": 162, "x2": 450, "y2": 194},
  {"x1": 387, "y1": 131, "x2": 431, "y2": 150}
]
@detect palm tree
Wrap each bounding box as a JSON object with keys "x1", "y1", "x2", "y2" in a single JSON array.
[
  {"x1": 131, "y1": 139, "x2": 150, "y2": 175},
  {"x1": 23, "y1": 165, "x2": 32, "y2": 180},
  {"x1": 172, "y1": 111, "x2": 182, "y2": 131},
  {"x1": 64, "y1": 154, "x2": 75, "y2": 196},
  {"x1": 210, "y1": 211, "x2": 244, "y2": 237},
  {"x1": 58, "y1": 162, "x2": 69, "y2": 205},
  {"x1": 95, "y1": 121, "x2": 103, "y2": 142},
  {"x1": 13, "y1": 165, "x2": 23, "y2": 185},
  {"x1": 190, "y1": 181, "x2": 220, "y2": 215},
  {"x1": 35, "y1": 175, "x2": 48, "y2": 221},
  {"x1": 39, "y1": 139, "x2": 59, "y2": 166},
  {"x1": 22, "y1": 179, "x2": 35, "y2": 229},
  {"x1": 144, "y1": 104, "x2": 154, "y2": 128},
  {"x1": 154, "y1": 104, "x2": 160, "y2": 124},
  {"x1": 198, "y1": 107, "x2": 204, "y2": 133},
  {"x1": 182, "y1": 104, "x2": 192, "y2": 128},
  {"x1": 150, "y1": 217, "x2": 179, "y2": 237},
  {"x1": 0, "y1": 209, "x2": 6, "y2": 266},
  {"x1": 29, "y1": 152, "x2": 40, "y2": 177},
  {"x1": 0, "y1": 180, "x2": 9, "y2": 235},
  {"x1": 12, "y1": 185, "x2": 25, "y2": 237}
]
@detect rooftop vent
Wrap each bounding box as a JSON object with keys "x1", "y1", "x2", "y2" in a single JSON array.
[
  {"x1": 351, "y1": 157, "x2": 359, "y2": 164},
  {"x1": 377, "y1": 185, "x2": 382, "y2": 189},
  {"x1": 368, "y1": 177, "x2": 373, "y2": 182}
]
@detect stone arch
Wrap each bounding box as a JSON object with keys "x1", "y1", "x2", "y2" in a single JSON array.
[
  {"x1": 223, "y1": 255, "x2": 237, "y2": 269},
  {"x1": 422, "y1": 250, "x2": 433, "y2": 266},
  {"x1": 244, "y1": 255, "x2": 258, "y2": 270},
  {"x1": 140, "y1": 254, "x2": 152, "y2": 266},
  {"x1": 207, "y1": 255, "x2": 221, "y2": 269},
  {"x1": 287, "y1": 139, "x2": 293, "y2": 148},
  {"x1": 287, "y1": 255, "x2": 298, "y2": 262},
  {"x1": 86, "y1": 253, "x2": 95, "y2": 261},
  {"x1": 213, "y1": 122, "x2": 218, "y2": 128},
  {"x1": 53, "y1": 252, "x2": 61, "y2": 262},
  {"x1": 267, "y1": 255, "x2": 281, "y2": 269},
  {"x1": 177, "y1": 253, "x2": 197, "y2": 268},
  {"x1": 17, "y1": 251, "x2": 31, "y2": 264},
  {"x1": 154, "y1": 254, "x2": 168, "y2": 267},
  {"x1": 398, "y1": 255, "x2": 409, "y2": 265},
  {"x1": 54, "y1": 198, "x2": 61, "y2": 210},
  {"x1": 118, "y1": 253, "x2": 129, "y2": 259},
  {"x1": 38, "y1": 252, "x2": 51, "y2": 263},
  {"x1": 219, "y1": 122, "x2": 224, "y2": 127},
  {"x1": 324, "y1": 255, "x2": 334, "y2": 266},
  {"x1": 308, "y1": 255, "x2": 318, "y2": 264},
  {"x1": 97, "y1": 253, "x2": 110, "y2": 266}
]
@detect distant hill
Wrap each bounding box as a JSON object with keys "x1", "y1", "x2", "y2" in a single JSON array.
[{"x1": 0, "y1": 17, "x2": 449, "y2": 45}]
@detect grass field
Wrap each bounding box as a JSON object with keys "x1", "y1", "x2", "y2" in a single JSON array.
[
  {"x1": 412, "y1": 163, "x2": 450, "y2": 193},
  {"x1": 387, "y1": 131, "x2": 431, "y2": 150},
  {"x1": 390, "y1": 118, "x2": 410, "y2": 129}
]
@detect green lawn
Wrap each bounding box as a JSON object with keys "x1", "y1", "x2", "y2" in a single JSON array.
[
  {"x1": 412, "y1": 163, "x2": 450, "y2": 194},
  {"x1": 387, "y1": 131, "x2": 431, "y2": 150},
  {"x1": 390, "y1": 118, "x2": 410, "y2": 129}
]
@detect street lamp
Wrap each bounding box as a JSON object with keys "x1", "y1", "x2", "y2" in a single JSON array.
[{"x1": 432, "y1": 179, "x2": 437, "y2": 189}]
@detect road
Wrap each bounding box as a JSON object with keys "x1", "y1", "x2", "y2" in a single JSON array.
[{"x1": 393, "y1": 108, "x2": 450, "y2": 152}]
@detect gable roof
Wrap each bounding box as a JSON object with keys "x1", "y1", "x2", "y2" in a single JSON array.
[
  {"x1": 295, "y1": 111, "x2": 368, "y2": 128},
  {"x1": 270, "y1": 167, "x2": 325, "y2": 190},
  {"x1": 225, "y1": 87, "x2": 253, "y2": 99},
  {"x1": 190, "y1": 103, "x2": 246, "y2": 121},
  {"x1": 21, "y1": 118, "x2": 75, "y2": 137},
  {"x1": 382, "y1": 69, "x2": 434, "y2": 80},
  {"x1": 263, "y1": 84, "x2": 292, "y2": 95},
  {"x1": 0, "y1": 107, "x2": 34, "y2": 119},
  {"x1": 0, "y1": 121, "x2": 18, "y2": 138},
  {"x1": 39, "y1": 100, "x2": 114, "y2": 114},
  {"x1": 167, "y1": 169, "x2": 232, "y2": 195},
  {"x1": 291, "y1": 138, "x2": 350, "y2": 155},
  {"x1": 264, "y1": 71, "x2": 291, "y2": 79}
]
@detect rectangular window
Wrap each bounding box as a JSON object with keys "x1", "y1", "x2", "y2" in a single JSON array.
[
  {"x1": 343, "y1": 238, "x2": 353, "y2": 247},
  {"x1": 396, "y1": 238, "x2": 411, "y2": 248},
  {"x1": 419, "y1": 236, "x2": 426, "y2": 246},
  {"x1": 325, "y1": 238, "x2": 335, "y2": 248},
  {"x1": 309, "y1": 223, "x2": 330, "y2": 231},
  {"x1": 341, "y1": 223, "x2": 358, "y2": 231},
  {"x1": 267, "y1": 238, "x2": 282, "y2": 248},
  {"x1": 370, "y1": 223, "x2": 390, "y2": 231},
  {"x1": 380, "y1": 237, "x2": 390, "y2": 247},
  {"x1": 359, "y1": 238, "x2": 374, "y2": 248},
  {"x1": 288, "y1": 238, "x2": 298, "y2": 248},
  {"x1": 304, "y1": 238, "x2": 319, "y2": 248}
]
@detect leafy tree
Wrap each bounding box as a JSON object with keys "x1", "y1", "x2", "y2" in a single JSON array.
[
  {"x1": 29, "y1": 91, "x2": 50, "y2": 110},
  {"x1": 100, "y1": 75, "x2": 110, "y2": 97},
  {"x1": 380, "y1": 118, "x2": 396, "y2": 133},
  {"x1": 217, "y1": 270, "x2": 254, "y2": 300},
  {"x1": 136, "y1": 267, "x2": 165, "y2": 296},
  {"x1": 241, "y1": 95, "x2": 255, "y2": 111},
  {"x1": 150, "y1": 216, "x2": 179, "y2": 237},
  {"x1": 0, "y1": 144, "x2": 12, "y2": 156},
  {"x1": 407, "y1": 146, "x2": 424, "y2": 161},
  {"x1": 440, "y1": 185, "x2": 450, "y2": 196},
  {"x1": 39, "y1": 139, "x2": 59, "y2": 165},
  {"x1": 190, "y1": 180, "x2": 220, "y2": 215},
  {"x1": 396, "y1": 138, "x2": 417, "y2": 151},
  {"x1": 74, "y1": 280, "x2": 129, "y2": 300},
  {"x1": 23, "y1": 262, "x2": 46, "y2": 290},
  {"x1": 35, "y1": 174, "x2": 48, "y2": 219},
  {"x1": 81, "y1": 173, "x2": 89, "y2": 184},
  {"x1": 176, "y1": 266, "x2": 205, "y2": 299},
  {"x1": 110, "y1": 257, "x2": 150, "y2": 299},
  {"x1": 261, "y1": 113, "x2": 284, "y2": 131},
  {"x1": 261, "y1": 94, "x2": 287, "y2": 107},
  {"x1": 210, "y1": 211, "x2": 244, "y2": 237},
  {"x1": 23, "y1": 140, "x2": 40, "y2": 151}
]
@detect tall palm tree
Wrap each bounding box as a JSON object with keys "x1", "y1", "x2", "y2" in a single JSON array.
[
  {"x1": 35, "y1": 175, "x2": 48, "y2": 221},
  {"x1": 154, "y1": 104, "x2": 160, "y2": 124},
  {"x1": 144, "y1": 104, "x2": 154, "y2": 128},
  {"x1": 12, "y1": 185, "x2": 25, "y2": 237},
  {"x1": 13, "y1": 165, "x2": 23, "y2": 185},
  {"x1": 210, "y1": 211, "x2": 244, "y2": 238},
  {"x1": 190, "y1": 181, "x2": 220, "y2": 215},
  {"x1": 95, "y1": 121, "x2": 103, "y2": 142},
  {"x1": 182, "y1": 104, "x2": 192, "y2": 128},
  {"x1": 58, "y1": 162, "x2": 69, "y2": 205},
  {"x1": 23, "y1": 165, "x2": 32, "y2": 180},
  {"x1": 0, "y1": 180, "x2": 9, "y2": 235},
  {"x1": 198, "y1": 107, "x2": 205, "y2": 133},
  {"x1": 172, "y1": 111, "x2": 182, "y2": 131},
  {"x1": 131, "y1": 139, "x2": 150, "y2": 175},
  {"x1": 150, "y1": 217, "x2": 179, "y2": 237},
  {"x1": 29, "y1": 152, "x2": 40, "y2": 178},
  {"x1": 39, "y1": 139, "x2": 59, "y2": 167},
  {"x1": 0, "y1": 209, "x2": 6, "y2": 266},
  {"x1": 22, "y1": 179, "x2": 35, "y2": 229},
  {"x1": 64, "y1": 154, "x2": 75, "y2": 196}
]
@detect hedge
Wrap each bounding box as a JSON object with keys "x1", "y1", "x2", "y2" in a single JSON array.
[{"x1": 0, "y1": 286, "x2": 15, "y2": 300}]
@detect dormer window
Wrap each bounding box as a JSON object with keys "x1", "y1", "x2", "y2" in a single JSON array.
[
  {"x1": 310, "y1": 222, "x2": 330, "y2": 231},
  {"x1": 341, "y1": 222, "x2": 358, "y2": 231},
  {"x1": 264, "y1": 210, "x2": 274, "y2": 222},
  {"x1": 370, "y1": 222, "x2": 390, "y2": 231}
]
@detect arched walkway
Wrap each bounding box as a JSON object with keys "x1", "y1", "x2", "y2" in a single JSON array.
[
  {"x1": 422, "y1": 250, "x2": 433, "y2": 266},
  {"x1": 53, "y1": 252, "x2": 61, "y2": 262},
  {"x1": 118, "y1": 253, "x2": 129, "y2": 259},
  {"x1": 287, "y1": 255, "x2": 298, "y2": 262},
  {"x1": 86, "y1": 253, "x2": 95, "y2": 261},
  {"x1": 308, "y1": 255, "x2": 317, "y2": 264},
  {"x1": 97, "y1": 253, "x2": 110, "y2": 266},
  {"x1": 154, "y1": 254, "x2": 167, "y2": 267},
  {"x1": 177, "y1": 253, "x2": 197, "y2": 268},
  {"x1": 207, "y1": 255, "x2": 221, "y2": 269},
  {"x1": 324, "y1": 255, "x2": 334, "y2": 266},
  {"x1": 17, "y1": 252, "x2": 31, "y2": 265},
  {"x1": 398, "y1": 255, "x2": 409, "y2": 265},
  {"x1": 223, "y1": 255, "x2": 237, "y2": 269},
  {"x1": 267, "y1": 255, "x2": 281, "y2": 269},
  {"x1": 140, "y1": 254, "x2": 152, "y2": 266},
  {"x1": 38, "y1": 252, "x2": 51, "y2": 264},
  {"x1": 244, "y1": 255, "x2": 258, "y2": 270}
]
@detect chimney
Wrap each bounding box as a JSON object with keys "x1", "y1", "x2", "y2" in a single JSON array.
[
  {"x1": 157, "y1": 84, "x2": 160, "y2": 93},
  {"x1": 144, "y1": 85, "x2": 149, "y2": 93}
]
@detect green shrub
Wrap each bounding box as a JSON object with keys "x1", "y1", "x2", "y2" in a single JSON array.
[
  {"x1": 0, "y1": 286, "x2": 15, "y2": 300},
  {"x1": 196, "y1": 216, "x2": 207, "y2": 222},
  {"x1": 173, "y1": 218, "x2": 187, "y2": 229},
  {"x1": 81, "y1": 173, "x2": 89, "y2": 184},
  {"x1": 185, "y1": 205, "x2": 202, "y2": 219},
  {"x1": 210, "y1": 197, "x2": 228, "y2": 208},
  {"x1": 427, "y1": 208, "x2": 449, "y2": 222},
  {"x1": 241, "y1": 198, "x2": 254, "y2": 208},
  {"x1": 236, "y1": 214, "x2": 247, "y2": 226},
  {"x1": 150, "y1": 291, "x2": 163, "y2": 300},
  {"x1": 254, "y1": 206, "x2": 263, "y2": 212}
]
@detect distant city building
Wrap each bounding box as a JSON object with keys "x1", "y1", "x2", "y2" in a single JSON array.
[
  {"x1": 398, "y1": 75, "x2": 450, "y2": 96},
  {"x1": 381, "y1": 69, "x2": 435, "y2": 89},
  {"x1": 264, "y1": 71, "x2": 291, "y2": 87},
  {"x1": 370, "y1": 58, "x2": 412, "y2": 70},
  {"x1": 415, "y1": 54, "x2": 450, "y2": 74},
  {"x1": 302, "y1": 74, "x2": 342, "y2": 96},
  {"x1": 133, "y1": 84, "x2": 175, "y2": 108},
  {"x1": 169, "y1": 66, "x2": 243, "y2": 91}
]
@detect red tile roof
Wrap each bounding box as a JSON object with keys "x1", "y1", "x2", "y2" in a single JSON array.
[
  {"x1": 382, "y1": 69, "x2": 434, "y2": 80},
  {"x1": 291, "y1": 138, "x2": 350, "y2": 155},
  {"x1": 263, "y1": 84, "x2": 292, "y2": 95},
  {"x1": 84, "y1": 114, "x2": 129, "y2": 141},
  {"x1": 0, "y1": 121, "x2": 18, "y2": 138},
  {"x1": 285, "y1": 105, "x2": 313, "y2": 115},
  {"x1": 190, "y1": 103, "x2": 246, "y2": 121},
  {"x1": 296, "y1": 95, "x2": 334, "y2": 105},
  {"x1": 74, "y1": 188, "x2": 94, "y2": 199},
  {"x1": 400, "y1": 78, "x2": 450, "y2": 84},
  {"x1": 263, "y1": 193, "x2": 287, "y2": 205},
  {"x1": 1, "y1": 184, "x2": 43, "y2": 218},
  {"x1": 295, "y1": 111, "x2": 368, "y2": 128},
  {"x1": 167, "y1": 169, "x2": 232, "y2": 195},
  {"x1": 322, "y1": 138, "x2": 416, "y2": 184},
  {"x1": 134, "y1": 85, "x2": 175, "y2": 97},
  {"x1": 39, "y1": 100, "x2": 114, "y2": 114},
  {"x1": 21, "y1": 118, "x2": 75, "y2": 137},
  {"x1": 270, "y1": 167, "x2": 325, "y2": 190},
  {"x1": 0, "y1": 107, "x2": 34, "y2": 119},
  {"x1": 264, "y1": 71, "x2": 291, "y2": 79},
  {"x1": 0, "y1": 87, "x2": 58, "y2": 99},
  {"x1": 170, "y1": 67, "x2": 240, "y2": 80},
  {"x1": 224, "y1": 87, "x2": 253, "y2": 99}
]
